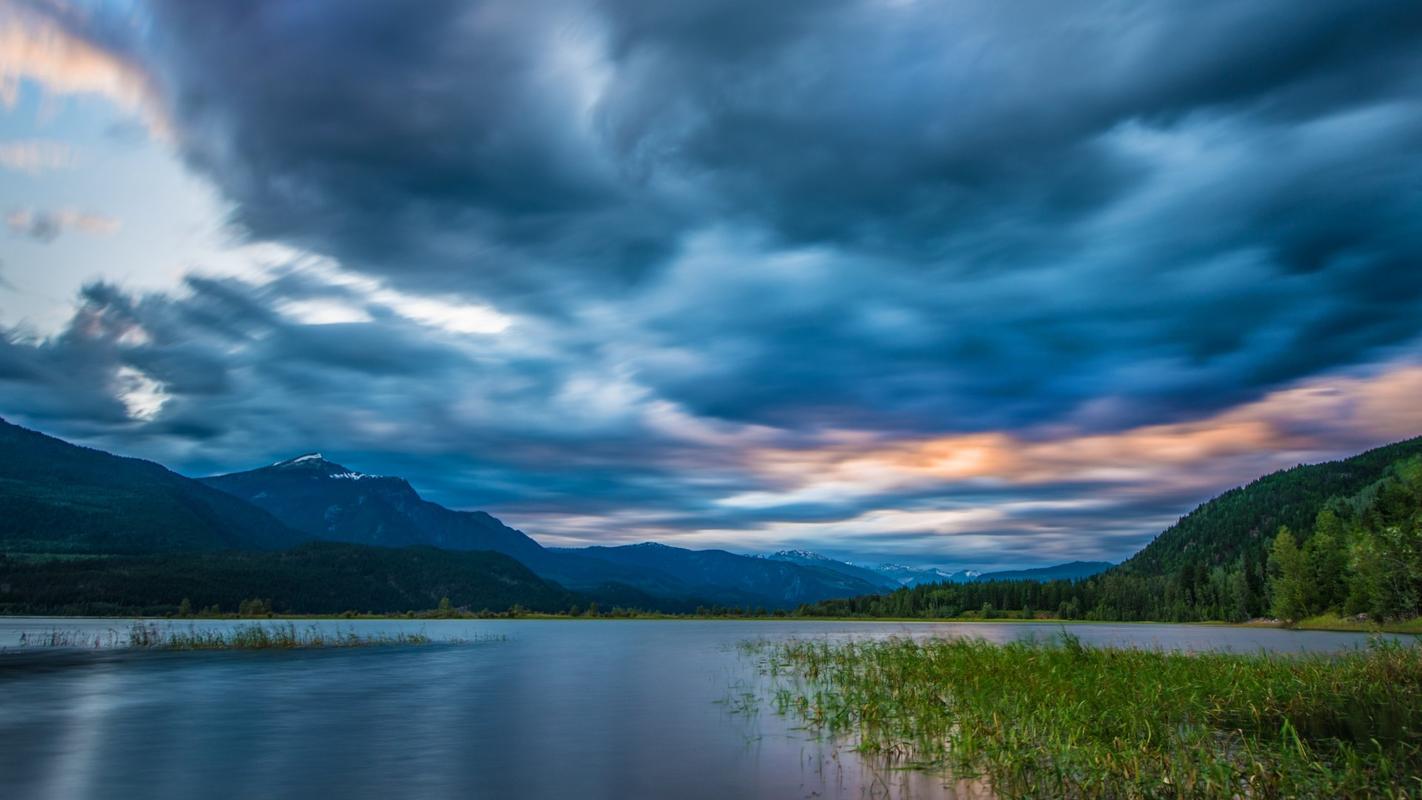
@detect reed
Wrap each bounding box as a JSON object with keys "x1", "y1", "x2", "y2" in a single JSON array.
[
  {"x1": 132, "y1": 622, "x2": 440, "y2": 649},
  {"x1": 15, "y1": 623, "x2": 468, "y2": 650},
  {"x1": 747, "y1": 633, "x2": 1422, "y2": 798}
]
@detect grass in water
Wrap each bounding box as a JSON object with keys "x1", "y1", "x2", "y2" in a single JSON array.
[
  {"x1": 16, "y1": 622, "x2": 479, "y2": 650},
  {"x1": 747, "y1": 634, "x2": 1422, "y2": 798}
]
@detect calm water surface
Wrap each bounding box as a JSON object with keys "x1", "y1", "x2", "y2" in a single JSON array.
[{"x1": 0, "y1": 619, "x2": 1402, "y2": 800}]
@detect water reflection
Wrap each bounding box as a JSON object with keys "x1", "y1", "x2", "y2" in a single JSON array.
[{"x1": 0, "y1": 620, "x2": 1400, "y2": 800}]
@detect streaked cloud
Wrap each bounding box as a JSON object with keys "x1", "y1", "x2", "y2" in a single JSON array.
[
  {"x1": 0, "y1": 0, "x2": 161, "y2": 129},
  {"x1": 723, "y1": 364, "x2": 1422, "y2": 506},
  {"x1": 0, "y1": 138, "x2": 72, "y2": 172},
  {"x1": 6, "y1": 207, "x2": 119, "y2": 241}
]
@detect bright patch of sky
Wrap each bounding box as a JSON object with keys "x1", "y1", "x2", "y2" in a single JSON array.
[
  {"x1": 0, "y1": 75, "x2": 249, "y2": 333},
  {"x1": 0, "y1": 69, "x2": 511, "y2": 340}
]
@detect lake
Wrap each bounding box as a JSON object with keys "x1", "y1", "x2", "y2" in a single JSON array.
[{"x1": 0, "y1": 619, "x2": 1402, "y2": 799}]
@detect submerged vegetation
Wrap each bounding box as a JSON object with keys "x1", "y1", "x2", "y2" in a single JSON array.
[
  {"x1": 14, "y1": 622, "x2": 445, "y2": 651},
  {"x1": 748, "y1": 635, "x2": 1422, "y2": 798}
]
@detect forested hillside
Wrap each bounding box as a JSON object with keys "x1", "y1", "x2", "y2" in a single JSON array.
[
  {"x1": 1119, "y1": 436, "x2": 1422, "y2": 577},
  {"x1": 799, "y1": 438, "x2": 1422, "y2": 624},
  {"x1": 0, "y1": 418, "x2": 304, "y2": 554}
]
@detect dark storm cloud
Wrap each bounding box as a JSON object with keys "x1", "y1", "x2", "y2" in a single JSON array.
[
  {"x1": 117, "y1": 0, "x2": 1422, "y2": 434},
  {"x1": 142, "y1": 0, "x2": 1422, "y2": 263},
  {"x1": 141, "y1": 0, "x2": 680, "y2": 301},
  {"x1": 7, "y1": 0, "x2": 1422, "y2": 564}
]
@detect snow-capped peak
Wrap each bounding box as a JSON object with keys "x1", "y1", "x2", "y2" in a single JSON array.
[
  {"x1": 770, "y1": 549, "x2": 832, "y2": 561},
  {"x1": 273, "y1": 452, "x2": 326, "y2": 466},
  {"x1": 267, "y1": 453, "x2": 376, "y2": 478}
]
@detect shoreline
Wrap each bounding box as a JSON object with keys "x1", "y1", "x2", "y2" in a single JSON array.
[{"x1": 1, "y1": 612, "x2": 1417, "y2": 634}]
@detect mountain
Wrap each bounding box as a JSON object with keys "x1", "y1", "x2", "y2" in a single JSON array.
[
  {"x1": 0, "y1": 420, "x2": 887, "y2": 613},
  {"x1": 200, "y1": 454, "x2": 691, "y2": 597},
  {"x1": 757, "y1": 552, "x2": 1110, "y2": 591},
  {"x1": 976, "y1": 561, "x2": 1112, "y2": 582},
  {"x1": 1118, "y1": 435, "x2": 1422, "y2": 576},
  {"x1": 757, "y1": 550, "x2": 900, "y2": 590},
  {"x1": 872, "y1": 563, "x2": 980, "y2": 587},
  {"x1": 851, "y1": 561, "x2": 1113, "y2": 588},
  {"x1": 0, "y1": 541, "x2": 576, "y2": 616},
  {"x1": 8, "y1": 417, "x2": 1115, "y2": 614},
  {"x1": 794, "y1": 435, "x2": 1422, "y2": 622},
  {"x1": 0, "y1": 418, "x2": 304, "y2": 554},
  {"x1": 200, "y1": 454, "x2": 546, "y2": 559},
  {"x1": 206, "y1": 454, "x2": 885, "y2": 608},
  {"x1": 570, "y1": 542, "x2": 885, "y2": 608}
]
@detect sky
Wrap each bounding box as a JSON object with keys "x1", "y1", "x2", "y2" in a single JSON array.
[{"x1": 2, "y1": 0, "x2": 1421, "y2": 571}]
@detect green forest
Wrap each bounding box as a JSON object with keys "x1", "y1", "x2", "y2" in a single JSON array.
[
  {"x1": 797, "y1": 449, "x2": 1422, "y2": 626},
  {"x1": 0, "y1": 542, "x2": 577, "y2": 616}
]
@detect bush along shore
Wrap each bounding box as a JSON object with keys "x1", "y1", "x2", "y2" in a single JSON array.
[
  {"x1": 746, "y1": 634, "x2": 1422, "y2": 798},
  {"x1": 15, "y1": 622, "x2": 446, "y2": 651}
]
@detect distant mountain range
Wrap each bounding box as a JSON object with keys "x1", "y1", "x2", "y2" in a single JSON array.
[
  {"x1": 198, "y1": 452, "x2": 882, "y2": 609},
  {"x1": 0, "y1": 416, "x2": 1128, "y2": 616},
  {"x1": 8, "y1": 415, "x2": 1409, "y2": 621},
  {"x1": 758, "y1": 550, "x2": 1111, "y2": 588},
  {"x1": 974, "y1": 561, "x2": 1114, "y2": 582},
  {"x1": 0, "y1": 419, "x2": 885, "y2": 613},
  {"x1": 754, "y1": 549, "x2": 901, "y2": 590},
  {"x1": 868, "y1": 563, "x2": 982, "y2": 587},
  {"x1": 566, "y1": 543, "x2": 882, "y2": 609}
]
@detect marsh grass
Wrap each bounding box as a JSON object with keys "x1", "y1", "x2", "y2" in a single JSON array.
[
  {"x1": 15, "y1": 622, "x2": 499, "y2": 651},
  {"x1": 1291, "y1": 613, "x2": 1422, "y2": 635},
  {"x1": 134, "y1": 622, "x2": 440, "y2": 650},
  {"x1": 746, "y1": 634, "x2": 1422, "y2": 798}
]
